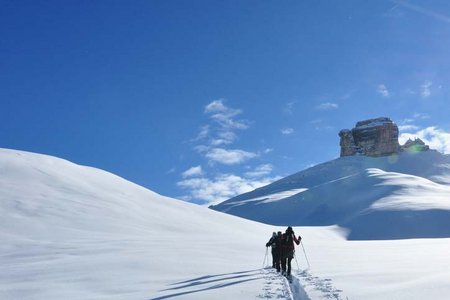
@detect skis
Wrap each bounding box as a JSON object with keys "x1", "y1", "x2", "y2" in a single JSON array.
[
  {"x1": 285, "y1": 274, "x2": 293, "y2": 283},
  {"x1": 281, "y1": 271, "x2": 293, "y2": 283}
]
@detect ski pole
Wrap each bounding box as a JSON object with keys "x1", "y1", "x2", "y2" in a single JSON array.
[
  {"x1": 300, "y1": 240, "x2": 311, "y2": 269},
  {"x1": 262, "y1": 247, "x2": 268, "y2": 268},
  {"x1": 294, "y1": 253, "x2": 300, "y2": 270}
]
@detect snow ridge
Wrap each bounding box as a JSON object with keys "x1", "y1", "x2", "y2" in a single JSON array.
[{"x1": 211, "y1": 151, "x2": 450, "y2": 240}]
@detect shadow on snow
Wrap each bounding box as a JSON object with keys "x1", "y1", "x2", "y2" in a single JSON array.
[{"x1": 150, "y1": 269, "x2": 261, "y2": 300}]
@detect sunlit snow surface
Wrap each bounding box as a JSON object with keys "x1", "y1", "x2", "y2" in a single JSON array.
[
  {"x1": 367, "y1": 168, "x2": 450, "y2": 211},
  {"x1": 223, "y1": 188, "x2": 309, "y2": 210},
  {"x1": 1, "y1": 148, "x2": 450, "y2": 299},
  {"x1": 212, "y1": 150, "x2": 450, "y2": 240}
]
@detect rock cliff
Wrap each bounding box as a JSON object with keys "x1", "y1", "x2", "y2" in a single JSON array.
[{"x1": 339, "y1": 117, "x2": 401, "y2": 157}]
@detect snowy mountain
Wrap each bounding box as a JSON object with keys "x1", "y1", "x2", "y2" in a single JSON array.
[
  {"x1": 0, "y1": 148, "x2": 272, "y2": 299},
  {"x1": 211, "y1": 150, "x2": 450, "y2": 240},
  {"x1": 2, "y1": 148, "x2": 450, "y2": 300}
]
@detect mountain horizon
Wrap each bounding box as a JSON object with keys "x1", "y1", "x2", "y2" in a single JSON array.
[
  {"x1": 211, "y1": 149, "x2": 450, "y2": 240},
  {"x1": 2, "y1": 147, "x2": 450, "y2": 299}
]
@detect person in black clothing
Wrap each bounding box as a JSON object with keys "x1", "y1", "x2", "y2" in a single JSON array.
[
  {"x1": 265, "y1": 232, "x2": 278, "y2": 269},
  {"x1": 280, "y1": 232, "x2": 287, "y2": 274},
  {"x1": 281, "y1": 226, "x2": 301, "y2": 278}
]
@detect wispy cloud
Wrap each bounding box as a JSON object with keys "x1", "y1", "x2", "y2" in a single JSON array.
[
  {"x1": 205, "y1": 148, "x2": 258, "y2": 165},
  {"x1": 413, "y1": 112, "x2": 430, "y2": 120},
  {"x1": 191, "y1": 125, "x2": 210, "y2": 142},
  {"x1": 194, "y1": 99, "x2": 250, "y2": 147},
  {"x1": 377, "y1": 84, "x2": 390, "y2": 98},
  {"x1": 310, "y1": 119, "x2": 334, "y2": 131},
  {"x1": 399, "y1": 126, "x2": 450, "y2": 154},
  {"x1": 420, "y1": 80, "x2": 432, "y2": 98},
  {"x1": 393, "y1": 0, "x2": 450, "y2": 24},
  {"x1": 177, "y1": 172, "x2": 281, "y2": 205},
  {"x1": 398, "y1": 125, "x2": 420, "y2": 131},
  {"x1": 244, "y1": 164, "x2": 274, "y2": 178},
  {"x1": 181, "y1": 99, "x2": 276, "y2": 204},
  {"x1": 402, "y1": 113, "x2": 430, "y2": 125},
  {"x1": 316, "y1": 102, "x2": 338, "y2": 110},
  {"x1": 283, "y1": 101, "x2": 297, "y2": 115},
  {"x1": 182, "y1": 166, "x2": 203, "y2": 178},
  {"x1": 205, "y1": 99, "x2": 249, "y2": 130},
  {"x1": 210, "y1": 131, "x2": 236, "y2": 146},
  {"x1": 281, "y1": 128, "x2": 294, "y2": 135}
]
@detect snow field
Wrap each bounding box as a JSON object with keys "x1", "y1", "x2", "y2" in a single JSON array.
[{"x1": 2, "y1": 148, "x2": 450, "y2": 299}]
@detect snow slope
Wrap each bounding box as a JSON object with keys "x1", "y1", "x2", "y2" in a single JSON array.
[
  {"x1": 1, "y1": 148, "x2": 450, "y2": 299},
  {"x1": 211, "y1": 150, "x2": 450, "y2": 240},
  {"x1": 0, "y1": 148, "x2": 275, "y2": 299}
]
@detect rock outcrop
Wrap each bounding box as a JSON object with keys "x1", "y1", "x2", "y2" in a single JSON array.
[
  {"x1": 339, "y1": 117, "x2": 400, "y2": 157},
  {"x1": 402, "y1": 138, "x2": 430, "y2": 152}
]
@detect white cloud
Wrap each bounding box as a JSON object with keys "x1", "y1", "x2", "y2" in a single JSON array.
[
  {"x1": 210, "y1": 131, "x2": 237, "y2": 146},
  {"x1": 316, "y1": 102, "x2": 338, "y2": 110},
  {"x1": 420, "y1": 80, "x2": 432, "y2": 98},
  {"x1": 210, "y1": 139, "x2": 231, "y2": 146},
  {"x1": 177, "y1": 173, "x2": 281, "y2": 205},
  {"x1": 377, "y1": 84, "x2": 390, "y2": 98},
  {"x1": 194, "y1": 99, "x2": 250, "y2": 152},
  {"x1": 413, "y1": 112, "x2": 430, "y2": 120},
  {"x1": 182, "y1": 166, "x2": 203, "y2": 178},
  {"x1": 205, "y1": 148, "x2": 258, "y2": 165},
  {"x1": 193, "y1": 125, "x2": 210, "y2": 141},
  {"x1": 204, "y1": 100, "x2": 229, "y2": 113},
  {"x1": 193, "y1": 145, "x2": 209, "y2": 153},
  {"x1": 281, "y1": 128, "x2": 294, "y2": 135},
  {"x1": 398, "y1": 125, "x2": 420, "y2": 131},
  {"x1": 244, "y1": 164, "x2": 274, "y2": 178},
  {"x1": 180, "y1": 99, "x2": 281, "y2": 205},
  {"x1": 401, "y1": 113, "x2": 430, "y2": 126},
  {"x1": 205, "y1": 99, "x2": 249, "y2": 130},
  {"x1": 399, "y1": 126, "x2": 450, "y2": 154}
]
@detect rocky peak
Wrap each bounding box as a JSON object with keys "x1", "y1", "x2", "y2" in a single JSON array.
[
  {"x1": 339, "y1": 117, "x2": 400, "y2": 157},
  {"x1": 402, "y1": 138, "x2": 430, "y2": 152}
]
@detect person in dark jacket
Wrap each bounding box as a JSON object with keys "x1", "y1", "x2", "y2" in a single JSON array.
[
  {"x1": 265, "y1": 232, "x2": 278, "y2": 268},
  {"x1": 281, "y1": 226, "x2": 301, "y2": 278},
  {"x1": 280, "y1": 233, "x2": 287, "y2": 274}
]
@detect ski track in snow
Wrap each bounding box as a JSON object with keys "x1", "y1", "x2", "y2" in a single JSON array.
[
  {"x1": 258, "y1": 267, "x2": 289, "y2": 299},
  {"x1": 259, "y1": 267, "x2": 344, "y2": 300},
  {"x1": 296, "y1": 269, "x2": 344, "y2": 300}
]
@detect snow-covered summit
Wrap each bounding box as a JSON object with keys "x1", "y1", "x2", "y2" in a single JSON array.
[{"x1": 211, "y1": 150, "x2": 450, "y2": 240}]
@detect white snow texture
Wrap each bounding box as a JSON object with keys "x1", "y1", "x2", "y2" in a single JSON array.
[{"x1": 1, "y1": 148, "x2": 450, "y2": 299}]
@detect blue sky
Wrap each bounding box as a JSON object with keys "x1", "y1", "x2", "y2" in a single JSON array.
[{"x1": 2, "y1": 0, "x2": 450, "y2": 205}]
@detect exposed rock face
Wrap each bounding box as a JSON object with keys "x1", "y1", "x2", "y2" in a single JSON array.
[
  {"x1": 402, "y1": 138, "x2": 430, "y2": 152},
  {"x1": 339, "y1": 129, "x2": 357, "y2": 156},
  {"x1": 339, "y1": 117, "x2": 400, "y2": 157}
]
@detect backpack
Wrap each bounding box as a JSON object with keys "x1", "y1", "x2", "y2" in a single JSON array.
[{"x1": 284, "y1": 233, "x2": 294, "y2": 250}]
